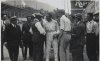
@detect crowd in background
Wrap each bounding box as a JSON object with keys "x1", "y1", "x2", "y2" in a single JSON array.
[{"x1": 1, "y1": 11, "x2": 99, "y2": 61}]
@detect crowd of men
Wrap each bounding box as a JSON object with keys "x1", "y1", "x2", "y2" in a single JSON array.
[{"x1": 1, "y1": 11, "x2": 99, "y2": 61}]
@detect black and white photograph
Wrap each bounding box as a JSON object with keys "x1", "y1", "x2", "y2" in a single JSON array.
[{"x1": 1, "y1": 0, "x2": 99, "y2": 61}]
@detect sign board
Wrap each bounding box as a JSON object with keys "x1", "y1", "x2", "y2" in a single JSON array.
[
  {"x1": 71, "y1": 1, "x2": 90, "y2": 14},
  {"x1": 71, "y1": 1, "x2": 90, "y2": 10}
]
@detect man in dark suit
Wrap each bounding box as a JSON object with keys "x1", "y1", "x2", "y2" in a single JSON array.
[
  {"x1": 5, "y1": 17, "x2": 22, "y2": 61},
  {"x1": 70, "y1": 14, "x2": 86, "y2": 61},
  {"x1": 1, "y1": 14, "x2": 10, "y2": 60},
  {"x1": 22, "y1": 16, "x2": 33, "y2": 60},
  {"x1": 1, "y1": 14, "x2": 6, "y2": 60}
]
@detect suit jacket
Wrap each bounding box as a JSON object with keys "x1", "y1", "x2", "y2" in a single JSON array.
[
  {"x1": 1, "y1": 23, "x2": 5, "y2": 43},
  {"x1": 70, "y1": 21, "x2": 86, "y2": 52},
  {"x1": 1, "y1": 21, "x2": 9, "y2": 43},
  {"x1": 5, "y1": 24, "x2": 21, "y2": 46},
  {"x1": 22, "y1": 22, "x2": 32, "y2": 42}
]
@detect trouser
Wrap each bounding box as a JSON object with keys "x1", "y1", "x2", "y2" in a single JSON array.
[
  {"x1": 96, "y1": 36, "x2": 99, "y2": 61},
  {"x1": 1, "y1": 41, "x2": 4, "y2": 59},
  {"x1": 46, "y1": 32, "x2": 58, "y2": 61},
  {"x1": 70, "y1": 37, "x2": 85, "y2": 61},
  {"x1": 23, "y1": 41, "x2": 33, "y2": 59},
  {"x1": 71, "y1": 46, "x2": 84, "y2": 61},
  {"x1": 23, "y1": 45, "x2": 28, "y2": 59},
  {"x1": 33, "y1": 42, "x2": 44, "y2": 61},
  {"x1": 59, "y1": 32, "x2": 71, "y2": 61},
  {"x1": 1, "y1": 32, "x2": 5, "y2": 60},
  {"x1": 29, "y1": 41, "x2": 33, "y2": 58},
  {"x1": 86, "y1": 33, "x2": 97, "y2": 61},
  {"x1": 8, "y1": 45, "x2": 19, "y2": 61}
]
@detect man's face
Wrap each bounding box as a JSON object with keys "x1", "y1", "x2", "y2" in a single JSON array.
[
  {"x1": 27, "y1": 17, "x2": 31, "y2": 23},
  {"x1": 5, "y1": 19, "x2": 10, "y2": 25},
  {"x1": 94, "y1": 15, "x2": 99, "y2": 22},
  {"x1": 11, "y1": 20, "x2": 17, "y2": 25},
  {"x1": 3, "y1": 15, "x2": 7, "y2": 20},
  {"x1": 75, "y1": 18, "x2": 78, "y2": 23},
  {"x1": 46, "y1": 15, "x2": 51, "y2": 22},
  {"x1": 87, "y1": 14, "x2": 92, "y2": 21}
]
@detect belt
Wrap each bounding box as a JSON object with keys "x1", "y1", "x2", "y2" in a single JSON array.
[
  {"x1": 87, "y1": 32, "x2": 95, "y2": 34},
  {"x1": 47, "y1": 30, "x2": 56, "y2": 32},
  {"x1": 87, "y1": 33, "x2": 95, "y2": 35},
  {"x1": 63, "y1": 31, "x2": 71, "y2": 33}
]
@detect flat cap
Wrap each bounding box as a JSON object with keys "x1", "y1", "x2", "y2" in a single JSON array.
[{"x1": 10, "y1": 16, "x2": 17, "y2": 21}]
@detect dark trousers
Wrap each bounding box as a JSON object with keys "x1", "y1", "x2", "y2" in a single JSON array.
[
  {"x1": 1, "y1": 32, "x2": 5, "y2": 60},
  {"x1": 8, "y1": 45, "x2": 19, "y2": 61},
  {"x1": 23, "y1": 44, "x2": 28, "y2": 59},
  {"x1": 96, "y1": 36, "x2": 99, "y2": 61},
  {"x1": 23, "y1": 41, "x2": 33, "y2": 59},
  {"x1": 71, "y1": 46, "x2": 84, "y2": 61},
  {"x1": 86, "y1": 33, "x2": 97, "y2": 61},
  {"x1": 33, "y1": 42, "x2": 44, "y2": 61},
  {"x1": 29, "y1": 41, "x2": 33, "y2": 58},
  {"x1": 1, "y1": 41, "x2": 4, "y2": 59}
]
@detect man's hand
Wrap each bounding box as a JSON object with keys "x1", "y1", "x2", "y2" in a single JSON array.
[
  {"x1": 19, "y1": 40, "x2": 23, "y2": 48},
  {"x1": 4, "y1": 42, "x2": 7, "y2": 45},
  {"x1": 20, "y1": 44, "x2": 23, "y2": 48},
  {"x1": 4, "y1": 42, "x2": 8, "y2": 49},
  {"x1": 53, "y1": 34, "x2": 59, "y2": 39},
  {"x1": 72, "y1": 34, "x2": 76, "y2": 36}
]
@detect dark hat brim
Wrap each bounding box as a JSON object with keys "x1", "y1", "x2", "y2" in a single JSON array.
[{"x1": 10, "y1": 18, "x2": 17, "y2": 21}]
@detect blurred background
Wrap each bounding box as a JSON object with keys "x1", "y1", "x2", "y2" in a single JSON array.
[{"x1": 1, "y1": 0, "x2": 99, "y2": 20}]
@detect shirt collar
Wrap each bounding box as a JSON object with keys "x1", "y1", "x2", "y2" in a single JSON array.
[
  {"x1": 88, "y1": 20, "x2": 94, "y2": 23},
  {"x1": 77, "y1": 21, "x2": 81, "y2": 25},
  {"x1": 11, "y1": 23, "x2": 14, "y2": 27},
  {"x1": 11, "y1": 23, "x2": 16, "y2": 27}
]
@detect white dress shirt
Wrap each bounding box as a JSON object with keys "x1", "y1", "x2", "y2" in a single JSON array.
[
  {"x1": 42, "y1": 18, "x2": 47, "y2": 25},
  {"x1": 44, "y1": 19, "x2": 60, "y2": 34},
  {"x1": 1, "y1": 20, "x2": 5, "y2": 31},
  {"x1": 86, "y1": 20, "x2": 98, "y2": 33},
  {"x1": 60, "y1": 15, "x2": 71, "y2": 31}
]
